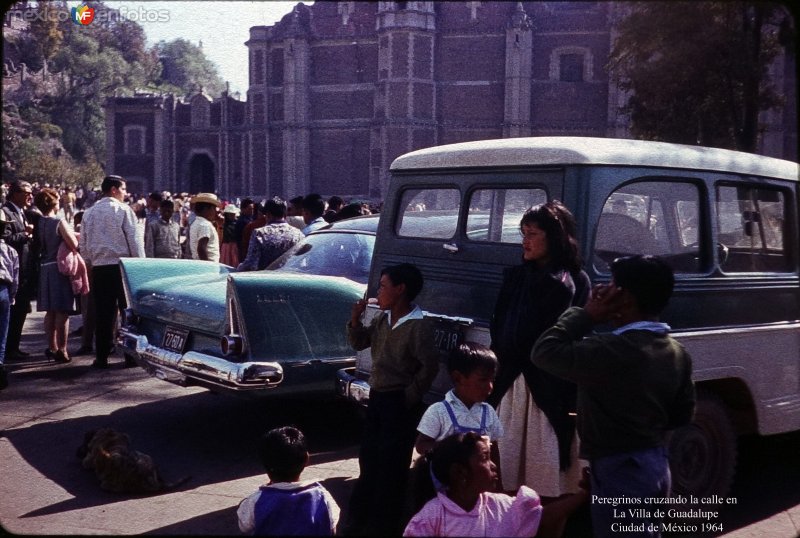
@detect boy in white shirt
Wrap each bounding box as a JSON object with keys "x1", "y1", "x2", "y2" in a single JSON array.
[{"x1": 415, "y1": 342, "x2": 504, "y2": 456}]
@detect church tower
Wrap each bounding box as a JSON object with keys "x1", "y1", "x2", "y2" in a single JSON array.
[{"x1": 372, "y1": 1, "x2": 436, "y2": 197}]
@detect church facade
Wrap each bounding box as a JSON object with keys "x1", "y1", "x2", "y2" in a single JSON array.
[{"x1": 103, "y1": 1, "x2": 796, "y2": 199}]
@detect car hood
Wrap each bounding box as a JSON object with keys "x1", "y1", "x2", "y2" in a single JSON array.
[{"x1": 120, "y1": 258, "x2": 231, "y2": 334}]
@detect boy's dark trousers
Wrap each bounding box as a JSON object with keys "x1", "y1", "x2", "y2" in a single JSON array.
[{"x1": 346, "y1": 389, "x2": 422, "y2": 536}]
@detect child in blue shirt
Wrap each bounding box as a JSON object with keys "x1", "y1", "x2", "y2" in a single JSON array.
[{"x1": 237, "y1": 426, "x2": 339, "y2": 536}]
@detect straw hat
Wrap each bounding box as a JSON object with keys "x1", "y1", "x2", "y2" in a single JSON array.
[
  {"x1": 223, "y1": 204, "x2": 240, "y2": 215},
  {"x1": 191, "y1": 193, "x2": 221, "y2": 207}
]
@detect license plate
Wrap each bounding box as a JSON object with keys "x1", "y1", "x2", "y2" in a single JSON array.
[
  {"x1": 433, "y1": 323, "x2": 462, "y2": 353},
  {"x1": 162, "y1": 326, "x2": 189, "y2": 353}
]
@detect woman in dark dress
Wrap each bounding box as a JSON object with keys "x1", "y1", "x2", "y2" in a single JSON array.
[
  {"x1": 34, "y1": 188, "x2": 79, "y2": 363},
  {"x1": 489, "y1": 200, "x2": 590, "y2": 497}
]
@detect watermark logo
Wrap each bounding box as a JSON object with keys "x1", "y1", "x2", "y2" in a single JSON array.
[
  {"x1": 5, "y1": 5, "x2": 170, "y2": 25},
  {"x1": 71, "y1": 4, "x2": 95, "y2": 25}
]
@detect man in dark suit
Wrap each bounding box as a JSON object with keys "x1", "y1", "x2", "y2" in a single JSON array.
[{"x1": 1, "y1": 181, "x2": 35, "y2": 359}]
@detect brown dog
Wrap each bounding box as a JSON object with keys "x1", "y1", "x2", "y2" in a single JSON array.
[{"x1": 77, "y1": 428, "x2": 189, "y2": 494}]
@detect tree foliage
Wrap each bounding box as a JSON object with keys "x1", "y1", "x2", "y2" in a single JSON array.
[
  {"x1": 2, "y1": 0, "x2": 225, "y2": 187},
  {"x1": 608, "y1": 2, "x2": 789, "y2": 152},
  {"x1": 154, "y1": 39, "x2": 226, "y2": 97},
  {"x1": 27, "y1": 1, "x2": 65, "y2": 62}
]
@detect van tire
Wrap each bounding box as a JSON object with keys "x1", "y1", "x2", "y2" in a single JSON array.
[{"x1": 668, "y1": 391, "x2": 737, "y2": 498}]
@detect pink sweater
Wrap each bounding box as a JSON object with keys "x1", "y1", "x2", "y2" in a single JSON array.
[
  {"x1": 57, "y1": 240, "x2": 90, "y2": 295},
  {"x1": 404, "y1": 486, "x2": 543, "y2": 537}
]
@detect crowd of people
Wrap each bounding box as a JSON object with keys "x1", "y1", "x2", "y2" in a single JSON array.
[
  {"x1": 0, "y1": 177, "x2": 696, "y2": 538},
  {"x1": 0, "y1": 176, "x2": 378, "y2": 387}
]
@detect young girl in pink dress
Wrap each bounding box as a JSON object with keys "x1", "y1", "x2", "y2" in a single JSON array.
[{"x1": 404, "y1": 432, "x2": 588, "y2": 538}]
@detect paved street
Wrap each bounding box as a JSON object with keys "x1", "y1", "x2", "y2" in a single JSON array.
[
  {"x1": 1, "y1": 308, "x2": 799, "y2": 536},
  {"x1": 0, "y1": 308, "x2": 361, "y2": 535}
]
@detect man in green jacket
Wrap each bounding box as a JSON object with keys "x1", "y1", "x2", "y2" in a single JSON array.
[{"x1": 532, "y1": 255, "x2": 695, "y2": 538}]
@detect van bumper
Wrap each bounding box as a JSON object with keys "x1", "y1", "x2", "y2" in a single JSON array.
[{"x1": 335, "y1": 367, "x2": 371, "y2": 406}]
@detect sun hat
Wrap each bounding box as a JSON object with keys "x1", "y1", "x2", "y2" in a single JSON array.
[
  {"x1": 191, "y1": 193, "x2": 221, "y2": 207},
  {"x1": 223, "y1": 204, "x2": 240, "y2": 215}
]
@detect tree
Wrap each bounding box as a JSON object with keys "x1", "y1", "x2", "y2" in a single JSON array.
[
  {"x1": 608, "y1": 2, "x2": 788, "y2": 152},
  {"x1": 27, "y1": 1, "x2": 66, "y2": 63},
  {"x1": 154, "y1": 39, "x2": 227, "y2": 97}
]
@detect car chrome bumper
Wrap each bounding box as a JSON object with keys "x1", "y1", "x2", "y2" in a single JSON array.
[
  {"x1": 335, "y1": 367, "x2": 371, "y2": 406},
  {"x1": 118, "y1": 328, "x2": 283, "y2": 391}
]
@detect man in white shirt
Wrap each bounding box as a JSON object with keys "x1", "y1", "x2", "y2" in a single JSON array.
[
  {"x1": 79, "y1": 175, "x2": 145, "y2": 369},
  {"x1": 188, "y1": 193, "x2": 221, "y2": 262}
]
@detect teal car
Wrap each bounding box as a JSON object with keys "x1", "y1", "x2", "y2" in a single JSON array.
[{"x1": 118, "y1": 216, "x2": 377, "y2": 396}]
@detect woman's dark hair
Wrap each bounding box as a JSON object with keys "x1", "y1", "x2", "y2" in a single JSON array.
[
  {"x1": 34, "y1": 188, "x2": 59, "y2": 214},
  {"x1": 448, "y1": 341, "x2": 498, "y2": 376},
  {"x1": 520, "y1": 199, "x2": 582, "y2": 273},
  {"x1": 257, "y1": 426, "x2": 308, "y2": 482},
  {"x1": 409, "y1": 432, "x2": 484, "y2": 512}
]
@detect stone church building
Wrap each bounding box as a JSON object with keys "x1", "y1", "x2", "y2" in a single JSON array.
[{"x1": 103, "y1": 1, "x2": 796, "y2": 199}]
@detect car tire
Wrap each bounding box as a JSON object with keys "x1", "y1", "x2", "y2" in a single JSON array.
[{"x1": 668, "y1": 390, "x2": 737, "y2": 498}]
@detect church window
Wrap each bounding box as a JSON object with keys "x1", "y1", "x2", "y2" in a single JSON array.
[
  {"x1": 123, "y1": 125, "x2": 146, "y2": 155},
  {"x1": 549, "y1": 46, "x2": 593, "y2": 82},
  {"x1": 560, "y1": 54, "x2": 583, "y2": 82}
]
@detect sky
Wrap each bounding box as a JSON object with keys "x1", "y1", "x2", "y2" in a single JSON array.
[{"x1": 100, "y1": 1, "x2": 312, "y2": 96}]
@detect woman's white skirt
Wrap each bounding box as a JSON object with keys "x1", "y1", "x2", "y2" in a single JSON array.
[{"x1": 497, "y1": 374, "x2": 585, "y2": 497}]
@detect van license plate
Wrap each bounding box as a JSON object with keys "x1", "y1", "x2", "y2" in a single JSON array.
[
  {"x1": 433, "y1": 325, "x2": 462, "y2": 353},
  {"x1": 162, "y1": 327, "x2": 189, "y2": 353}
]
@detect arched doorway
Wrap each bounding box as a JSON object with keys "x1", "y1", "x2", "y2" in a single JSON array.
[{"x1": 187, "y1": 153, "x2": 215, "y2": 193}]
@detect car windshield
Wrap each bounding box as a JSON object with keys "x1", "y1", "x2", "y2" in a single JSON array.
[{"x1": 268, "y1": 231, "x2": 375, "y2": 285}]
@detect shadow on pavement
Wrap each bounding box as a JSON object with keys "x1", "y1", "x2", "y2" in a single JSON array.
[{"x1": 2, "y1": 363, "x2": 363, "y2": 519}]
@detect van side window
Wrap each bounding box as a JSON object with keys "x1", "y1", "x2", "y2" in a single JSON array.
[
  {"x1": 594, "y1": 181, "x2": 702, "y2": 274},
  {"x1": 466, "y1": 188, "x2": 547, "y2": 243},
  {"x1": 716, "y1": 185, "x2": 789, "y2": 273},
  {"x1": 397, "y1": 188, "x2": 460, "y2": 239}
]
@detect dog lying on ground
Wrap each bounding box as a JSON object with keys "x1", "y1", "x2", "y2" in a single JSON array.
[{"x1": 77, "y1": 428, "x2": 190, "y2": 494}]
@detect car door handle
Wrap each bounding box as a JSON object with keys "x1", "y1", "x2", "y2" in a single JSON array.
[{"x1": 443, "y1": 243, "x2": 459, "y2": 253}]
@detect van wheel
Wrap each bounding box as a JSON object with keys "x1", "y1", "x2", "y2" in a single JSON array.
[{"x1": 668, "y1": 391, "x2": 737, "y2": 498}]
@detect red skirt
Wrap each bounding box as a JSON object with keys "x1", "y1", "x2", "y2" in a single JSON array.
[{"x1": 220, "y1": 242, "x2": 239, "y2": 267}]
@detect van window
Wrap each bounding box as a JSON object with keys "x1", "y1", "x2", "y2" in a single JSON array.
[
  {"x1": 466, "y1": 188, "x2": 547, "y2": 243},
  {"x1": 716, "y1": 185, "x2": 790, "y2": 273},
  {"x1": 397, "y1": 188, "x2": 460, "y2": 239},
  {"x1": 594, "y1": 181, "x2": 702, "y2": 274}
]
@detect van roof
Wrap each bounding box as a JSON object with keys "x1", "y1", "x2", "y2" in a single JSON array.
[{"x1": 390, "y1": 137, "x2": 799, "y2": 181}]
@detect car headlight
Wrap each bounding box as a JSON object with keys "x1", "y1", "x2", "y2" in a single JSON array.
[{"x1": 221, "y1": 334, "x2": 244, "y2": 356}]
